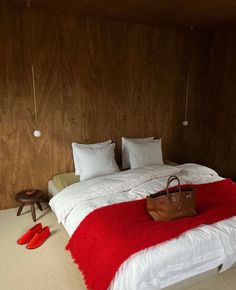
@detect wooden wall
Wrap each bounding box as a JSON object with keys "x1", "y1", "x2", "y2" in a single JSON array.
[
  {"x1": 1, "y1": 4, "x2": 235, "y2": 210},
  {"x1": 178, "y1": 29, "x2": 236, "y2": 180},
  {"x1": 0, "y1": 4, "x2": 199, "y2": 209}
]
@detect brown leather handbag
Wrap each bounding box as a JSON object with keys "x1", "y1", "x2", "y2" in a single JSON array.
[{"x1": 146, "y1": 175, "x2": 196, "y2": 221}]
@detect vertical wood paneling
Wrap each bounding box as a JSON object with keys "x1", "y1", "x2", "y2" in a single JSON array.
[
  {"x1": 176, "y1": 29, "x2": 236, "y2": 179},
  {"x1": 205, "y1": 30, "x2": 236, "y2": 178},
  {"x1": 0, "y1": 4, "x2": 197, "y2": 209}
]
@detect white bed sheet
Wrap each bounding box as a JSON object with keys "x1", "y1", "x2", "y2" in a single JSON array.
[{"x1": 49, "y1": 164, "x2": 236, "y2": 290}]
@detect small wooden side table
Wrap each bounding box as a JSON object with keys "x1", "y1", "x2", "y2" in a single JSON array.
[{"x1": 15, "y1": 189, "x2": 45, "y2": 222}]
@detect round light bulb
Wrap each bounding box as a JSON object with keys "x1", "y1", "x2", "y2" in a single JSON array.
[
  {"x1": 182, "y1": 120, "x2": 189, "y2": 126},
  {"x1": 33, "y1": 130, "x2": 42, "y2": 137}
]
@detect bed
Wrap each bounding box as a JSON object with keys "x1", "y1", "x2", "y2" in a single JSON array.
[{"x1": 49, "y1": 163, "x2": 236, "y2": 290}]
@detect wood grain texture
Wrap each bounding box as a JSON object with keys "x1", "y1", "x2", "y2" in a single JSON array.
[
  {"x1": 0, "y1": 4, "x2": 196, "y2": 209},
  {"x1": 7, "y1": 0, "x2": 236, "y2": 28},
  {"x1": 3, "y1": 4, "x2": 234, "y2": 210},
  {"x1": 177, "y1": 29, "x2": 236, "y2": 179},
  {"x1": 0, "y1": 5, "x2": 66, "y2": 209}
]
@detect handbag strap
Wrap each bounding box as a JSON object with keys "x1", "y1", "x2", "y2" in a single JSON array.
[{"x1": 166, "y1": 175, "x2": 181, "y2": 196}]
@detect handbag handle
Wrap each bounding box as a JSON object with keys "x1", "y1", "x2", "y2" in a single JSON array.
[{"x1": 166, "y1": 175, "x2": 181, "y2": 195}]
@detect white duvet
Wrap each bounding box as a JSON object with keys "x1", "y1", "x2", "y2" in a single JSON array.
[{"x1": 49, "y1": 164, "x2": 236, "y2": 290}]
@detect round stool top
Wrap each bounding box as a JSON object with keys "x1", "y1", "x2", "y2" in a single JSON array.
[{"x1": 15, "y1": 189, "x2": 45, "y2": 203}]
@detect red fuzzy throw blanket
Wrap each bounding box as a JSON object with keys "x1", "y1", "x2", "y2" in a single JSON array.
[{"x1": 66, "y1": 179, "x2": 236, "y2": 290}]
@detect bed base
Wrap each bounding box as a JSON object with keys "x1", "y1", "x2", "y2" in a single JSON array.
[{"x1": 163, "y1": 263, "x2": 236, "y2": 290}]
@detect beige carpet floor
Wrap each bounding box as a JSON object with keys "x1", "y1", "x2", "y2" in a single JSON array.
[
  {"x1": 0, "y1": 205, "x2": 86, "y2": 290},
  {"x1": 0, "y1": 206, "x2": 236, "y2": 290}
]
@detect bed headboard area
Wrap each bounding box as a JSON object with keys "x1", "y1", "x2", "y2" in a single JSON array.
[{"x1": 2, "y1": 3, "x2": 234, "y2": 209}]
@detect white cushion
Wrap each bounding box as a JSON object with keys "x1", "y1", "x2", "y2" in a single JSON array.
[
  {"x1": 176, "y1": 163, "x2": 219, "y2": 177},
  {"x1": 127, "y1": 139, "x2": 163, "y2": 169},
  {"x1": 72, "y1": 140, "x2": 111, "y2": 175},
  {"x1": 121, "y1": 137, "x2": 154, "y2": 169},
  {"x1": 72, "y1": 143, "x2": 120, "y2": 181}
]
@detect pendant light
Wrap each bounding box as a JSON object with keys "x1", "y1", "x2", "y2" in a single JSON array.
[
  {"x1": 27, "y1": 0, "x2": 41, "y2": 137},
  {"x1": 31, "y1": 65, "x2": 41, "y2": 137},
  {"x1": 182, "y1": 25, "x2": 194, "y2": 127},
  {"x1": 182, "y1": 72, "x2": 189, "y2": 127}
]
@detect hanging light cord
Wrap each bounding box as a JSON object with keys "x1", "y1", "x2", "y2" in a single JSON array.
[
  {"x1": 31, "y1": 65, "x2": 38, "y2": 126},
  {"x1": 184, "y1": 73, "x2": 189, "y2": 121}
]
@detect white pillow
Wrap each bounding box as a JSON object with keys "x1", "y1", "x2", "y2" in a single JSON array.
[
  {"x1": 121, "y1": 137, "x2": 154, "y2": 169},
  {"x1": 72, "y1": 143, "x2": 120, "y2": 181},
  {"x1": 127, "y1": 139, "x2": 163, "y2": 169},
  {"x1": 176, "y1": 163, "x2": 219, "y2": 177},
  {"x1": 72, "y1": 140, "x2": 111, "y2": 175}
]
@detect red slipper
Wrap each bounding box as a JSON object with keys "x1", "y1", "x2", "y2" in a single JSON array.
[
  {"x1": 26, "y1": 226, "x2": 51, "y2": 249},
  {"x1": 17, "y1": 223, "x2": 42, "y2": 245}
]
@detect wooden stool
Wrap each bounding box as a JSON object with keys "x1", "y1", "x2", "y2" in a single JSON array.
[{"x1": 15, "y1": 189, "x2": 45, "y2": 222}]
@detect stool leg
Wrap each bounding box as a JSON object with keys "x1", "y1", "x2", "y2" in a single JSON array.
[
  {"x1": 36, "y1": 202, "x2": 43, "y2": 211},
  {"x1": 30, "y1": 203, "x2": 36, "y2": 222},
  {"x1": 17, "y1": 202, "x2": 24, "y2": 216}
]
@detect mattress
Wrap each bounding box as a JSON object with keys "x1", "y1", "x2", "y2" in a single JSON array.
[
  {"x1": 48, "y1": 172, "x2": 80, "y2": 197},
  {"x1": 48, "y1": 180, "x2": 60, "y2": 197},
  {"x1": 49, "y1": 164, "x2": 236, "y2": 290}
]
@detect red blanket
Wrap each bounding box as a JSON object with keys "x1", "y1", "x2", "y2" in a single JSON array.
[{"x1": 66, "y1": 179, "x2": 236, "y2": 290}]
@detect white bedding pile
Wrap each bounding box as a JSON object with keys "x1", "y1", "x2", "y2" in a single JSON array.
[{"x1": 49, "y1": 164, "x2": 236, "y2": 290}]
